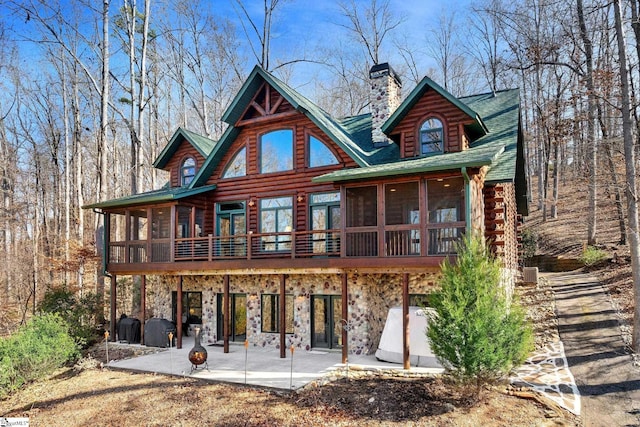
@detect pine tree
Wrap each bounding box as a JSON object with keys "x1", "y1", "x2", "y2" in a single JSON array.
[{"x1": 427, "y1": 235, "x2": 533, "y2": 393}]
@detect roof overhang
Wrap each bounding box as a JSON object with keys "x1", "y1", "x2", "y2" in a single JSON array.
[{"x1": 83, "y1": 184, "x2": 217, "y2": 210}]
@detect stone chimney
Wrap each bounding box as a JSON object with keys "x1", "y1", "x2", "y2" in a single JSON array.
[{"x1": 369, "y1": 63, "x2": 402, "y2": 147}]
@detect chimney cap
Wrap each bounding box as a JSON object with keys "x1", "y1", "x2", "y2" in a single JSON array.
[{"x1": 369, "y1": 62, "x2": 402, "y2": 86}]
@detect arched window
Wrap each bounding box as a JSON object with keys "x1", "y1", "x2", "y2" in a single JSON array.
[
  {"x1": 181, "y1": 157, "x2": 196, "y2": 186},
  {"x1": 260, "y1": 129, "x2": 293, "y2": 173},
  {"x1": 308, "y1": 136, "x2": 339, "y2": 168},
  {"x1": 419, "y1": 117, "x2": 444, "y2": 155},
  {"x1": 222, "y1": 147, "x2": 246, "y2": 178}
]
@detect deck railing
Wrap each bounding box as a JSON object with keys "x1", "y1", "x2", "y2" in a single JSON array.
[{"x1": 108, "y1": 226, "x2": 462, "y2": 264}]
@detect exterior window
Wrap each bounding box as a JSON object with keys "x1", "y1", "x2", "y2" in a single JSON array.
[
  {"x1": 427, "y1": 177, "x2": 465, "y2": 255},
  {"x1": 181, "y1": 157, "x2": 196, "y2": 186},
  {"x1": 419, "y1": 118, "x2": 444, "y2": 155},
  {"x1": 172, "y1": 291, "x2": 203, "y2": 325},
  {"x1": 260, "y1": 197, "x2": 293, "y2": 251},
  {"x1": 308, "y1": 136, "x2": 339, "y2": 167},
  {"x1": 222, "y1": 147, "x2": 246, "y2": 178},
  {"x1": 260, "y1": 129, "x2": 293, "y2": 173},
  {"x1": 261, "y1": 294, "x2": 294, "y2": 333}
]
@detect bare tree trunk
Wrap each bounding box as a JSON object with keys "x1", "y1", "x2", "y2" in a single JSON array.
[
  {"x1": 551, "y1": 141, "x2": 560, "y2": 218},
  {"x1": 96, "y1": 0, "x2": 111, "y2": 301},
  {"x1": 577, "y1": 0, "x2": 598, "y2": 245},
  {"x1": 613, "y1": 0, "x2": 640, "y2": 352},
  {"x1": 61, "y1": 53, "x2": 71, "y2": 287}
]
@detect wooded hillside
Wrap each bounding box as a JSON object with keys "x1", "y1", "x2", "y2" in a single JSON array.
[{"x1": 1, "y1": 0, "x2": 638, "y2": 347}]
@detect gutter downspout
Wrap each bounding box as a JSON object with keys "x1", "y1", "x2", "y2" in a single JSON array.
[{"x1": 461, "y1": 167, "x2": 472, "y2": 235}]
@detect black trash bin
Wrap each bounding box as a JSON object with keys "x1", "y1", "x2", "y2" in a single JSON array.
[{"x1": 144, "y1": 318, "x2": 177, "y2": 348}]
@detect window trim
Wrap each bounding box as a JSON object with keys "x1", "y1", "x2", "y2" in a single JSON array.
[
  {"x1": 259, "y1": 128, "x2": 294, "y2": 174},
  {"x1": 417, "y1": 115, "x2": 446, "y2": 156},
  {"x1": 260, "y1": 293, "x2": 294, "y2": 334},
  {"x1": 221, "y1": 145, "x2": 247, "y2": 179},
  {"x1": 180, "y1": 156, "x2": 197, "y2": 186},
  {"x1": 307, "y1": 133, "x2": 340, "y2": 168},
  {"x1": 259, "y1": 196, "x2": 294, "y2": 251}
]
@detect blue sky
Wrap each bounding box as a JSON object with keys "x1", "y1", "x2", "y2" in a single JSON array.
[{"x1": 207, "y1": 0, "x2": 474, "y2": 83}]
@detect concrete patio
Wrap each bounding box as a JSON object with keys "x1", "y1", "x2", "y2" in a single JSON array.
[{"x1": 106, "y1": 337, "x2": 444, "y2": 390}]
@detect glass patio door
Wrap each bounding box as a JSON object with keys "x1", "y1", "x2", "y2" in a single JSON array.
[
  {"x1": 310, "y1": 192, "x2": 341, "y2": 255},
  {"x1": 217, "y1": 202, "x2": 246, "y2": 257},
  {"x1": 216, "y1": 293, "x2": 247, "y2": 342},
  {"x1": 311, "y1": 295, "x2": 342, "y2": 349}
]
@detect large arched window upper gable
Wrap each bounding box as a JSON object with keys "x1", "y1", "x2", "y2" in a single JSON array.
[
  {"x1": 181, "y1": 157, "x2": 196, "y2": 186},
  {"x1": 418, "y1": 115, "x2": 445, "y2": 156},
  {"x1": 222, "y1": 146, "x2": 247, "y2": 179},
  {"x1": 260, "y1": 129, "x2": 294, "y2": 173},
  {"x1": 308, "y1": 134, "x2": 339, "y2": 168}
]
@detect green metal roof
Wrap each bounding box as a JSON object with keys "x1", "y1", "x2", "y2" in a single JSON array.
[
  {"x1": 153, "y1": 127, "x2": 217, "y2": 169},
  {"x1": 83, "y1": 184, "x2": 217, "y2": 210},
  {"x1": 313, "y1": 143, "x2": 504, "y2": 183},
  {"x1": 219, "y1": 66, "x2": 399, "y2": 168},
  {"x1": 381, "y1": 76, "x2": 488, "y2": 137},
  {"x1": 314, "y1": 88, "x2": 521, "y2": 184}
]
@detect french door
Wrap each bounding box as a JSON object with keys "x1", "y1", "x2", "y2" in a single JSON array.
[
  {"x1": 311, "y1": 295, "x2": 342, "y2": 349},
  {"x1": 216, "y1": 293, "x2": 247, "y2": 342}
]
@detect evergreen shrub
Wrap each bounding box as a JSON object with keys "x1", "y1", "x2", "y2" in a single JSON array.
[
  {"x1": 427, "y1": 235, "x2": 533, "y2": 392},
  {"x1": 0, "y1": 313, "x2": 79, "y2": 398}
]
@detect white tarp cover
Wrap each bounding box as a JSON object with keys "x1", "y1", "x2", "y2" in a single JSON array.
[{"x1": 375, "y1": 306, "x2": 442, "y2": 368}]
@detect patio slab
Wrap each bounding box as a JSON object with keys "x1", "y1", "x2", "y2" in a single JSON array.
[{"x1": 106, "y1": 337, "x2": 444, "y2": 390}]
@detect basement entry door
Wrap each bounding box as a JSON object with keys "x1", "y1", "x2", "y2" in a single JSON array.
[{"x1": 311, "y1": 295, "x2": 342, "y2": 349}]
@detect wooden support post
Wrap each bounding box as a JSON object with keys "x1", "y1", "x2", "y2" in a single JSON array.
[
  {"x1": 341, "y1": 273, "x2": 348, "y2": 364},
  {"x1": 402, "y1": 272, "x2": 410, "y2": 370},
  {"x1": 223, "y1": 274, "x2": 230, "y2": 353},
  {"x1": 177, "y1": 276, "x2": 183, "y2": 349},
  {"x1": 279, "y1": 274, "x2": 286, "y2": 359},
  {"x1": 140, "y1": 275, "x2": 146, "y2": 345},
  {"x1": 110, "y1": 274, "x2": 117, "y2": 342}
]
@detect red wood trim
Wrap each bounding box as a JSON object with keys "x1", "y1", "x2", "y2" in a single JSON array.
[
  {"x1": 106, "y1": 254, "x2": 449, "y2": 275},
  {"x1": 110, "y1": 274, "x2": 117, "y2": 342},
  {"x1": 341, "y1": 273, "x2": 348, "y2": 364},
  {"x1": 236, "y1": 81, "x2": 267, "y2": 125},
  {"x1": 377, "y1": 185, "x2": 385, "y2": 257},
  {"x1": 265, "y1": 85, "x2": 271, "y2": 114},
  {"x1": 250, "y1": 100, "x2": 267, "y2": 116},
  {"x1": 177, "y1": 276, "x2": 183, "y2": 349},
  {"x1": 279, "y1": 274, "x2": 286, "y2": 359},
  {"x1": 270, "y1": 94, "x2": 284, "y2": 114},
  {"x1": 140, "y1": 275, "x2": 146, "y2": 345},
  {"x1": 223, "y1": 274, "x2": 230, "y2": 353},
  {"x1": 170, "y1": 206, "x2": 176, "y2": 262},
  {"x1": 402, "y1": 273, "x2": 409, "y2": 369},
  {"x1": 146, "y1": 208, "x2": 152, "y2": 262},
  {"x1": 420, "y1": 180, "x2": 428, "y2": 256},
  {"x1": 125, "y1": 210, "x2": 131, "y2": 264},
  {"x1": 236, "y1": 110, "x2": 299, "y2": 127}
]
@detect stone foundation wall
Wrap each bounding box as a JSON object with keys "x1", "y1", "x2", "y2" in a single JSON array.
[{"x1": 142, "y1": 271, "x2": 440, "y2": 355}]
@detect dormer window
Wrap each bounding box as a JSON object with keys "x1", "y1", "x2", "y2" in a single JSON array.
[
  {"x1": 419, "y1": 117, "x2": 444, "y2": 155},
  {"x1": 181, "y1": 157, "x2": 196, "y2": 186}
]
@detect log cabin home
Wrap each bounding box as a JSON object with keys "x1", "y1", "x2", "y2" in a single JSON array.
[{"x1": 86, "y1": 63, "x2": 528, "y2": 367}]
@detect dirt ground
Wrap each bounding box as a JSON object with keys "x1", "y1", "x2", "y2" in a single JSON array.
[
  {"x1": 6, "y1": 176, "x2": 620, "y2": 426},
  {"x1": 0, "y1": 278, "x2": 580, "y2": 427}
]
